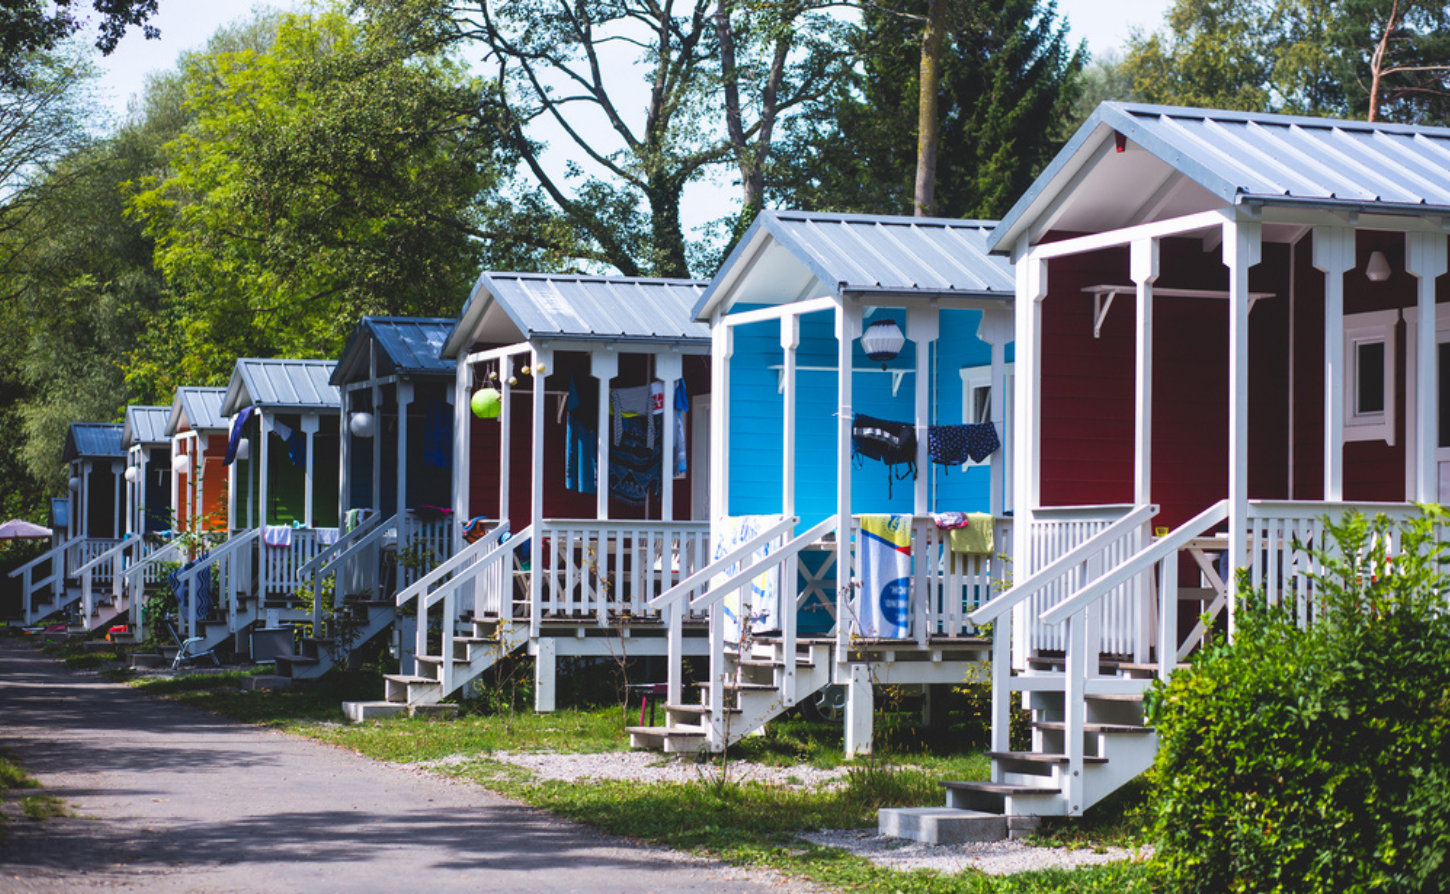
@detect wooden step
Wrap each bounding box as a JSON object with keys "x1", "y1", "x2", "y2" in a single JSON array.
[
  {"x1": 735, "y1": 657, "x2": 815, "y2": 669},
  {"x1": 988, "y1": 751, "x2": 1108, "y2": 765},
  {"x1": 624, "y1": 725, "x2": 706, "y2": 738},
  {"x1": 382, "y1": 674, "x2": 435, "y2": 686},
  {"x1": 941, "y1": 779, "x2": 1061, "y2": 814},
  {"x1": 1084, "y1": 693, "x2": 1144, "y2": 702},
  {"x1": 942, "y1": 781, "x2": 1061, "y2": 795},
  {"x1": 721, "y1": 681, "x2": 776, "y2": 692},
  {"x1": 1033, "y1": 721, "x2": 1154, "y2": 734},
  {"x1": 665, "y1": 703, "x2": 741, "y2": 716}
]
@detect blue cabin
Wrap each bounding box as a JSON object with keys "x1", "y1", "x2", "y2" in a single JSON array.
[{"x1": 122, "y1": 405, "x2": 173, "y2": 536}]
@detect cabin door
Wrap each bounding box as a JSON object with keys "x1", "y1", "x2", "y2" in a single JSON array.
[{"x1": 691, "y1": 395, "x2": 711, "y2": 520}]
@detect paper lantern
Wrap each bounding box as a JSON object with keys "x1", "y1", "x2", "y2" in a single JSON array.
[
  {"x1": 349, "y1": 412, "x2": 375, "y2": 438},
  {"x1": 124, "y1": 466, "x2": 139, "y2": 483},
  {"x1": 172, "y1": 453, "x2": 190, "y2": 474},
  {"x1": 1365, "y1": 250, "x2": 1391, "y2": 283},
  {"x1": 861, "y1": 319, "x2": 906, "y2": 368},
  {"x1": 68, "y1": 476, "x2": 81, "y2": 492},
  {"x1": 471, "y1": 387, "x2": 502, "y2": 419}
]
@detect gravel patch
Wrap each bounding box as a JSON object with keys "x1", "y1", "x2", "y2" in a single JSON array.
[
  {"x1": 802, "y1": 828, "x2": 1150, "y2": 875},
  {"x1": 484, "y1": 750, "x2": 852, "y2": 788}
]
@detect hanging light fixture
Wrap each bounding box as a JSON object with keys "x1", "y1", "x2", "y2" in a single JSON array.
[
  {"x1": 172, "y1": 453, "x2": 191, "y2": 474},
  {"x1": 471, "y1": 387, "x2": 502, "y2": 419},
  {"x1": 68, "y1": 476, "x2": 81, "y2": 492},
  {"x1": 124, "y1": 466, "x2": 139, "y2": 483},
  {"x1": 1365, "y1": 249, "x2": 1392, "y2": 283},
  {"x1": 861, "y1": 319, "x2": 906, "y2": 369},
  {"x1": 349, "y1": 412, "x2": 375, "y2": 438}
]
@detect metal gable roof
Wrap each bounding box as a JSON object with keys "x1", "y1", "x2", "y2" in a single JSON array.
[
  {"x1": 122, "y1": 406, "x2": 170, "y2": 447},
  {"x1": 442, "y1": 273, "x2": 710, "y2": 358},
  {"x1": 990, "y1": 102, "x2": 1450, "y2": 252},
  {"x1": 222, "y1": 359, "x2": 340, "y2": 415},
  {"x1": 695, "y1": 210, "x2": 1016, "y2": 319},
  {"x1": 332, "y1": 317, "x2": 455, "y2": 385},
  {"x1": 166, "y1": 387, "x2": 228, "y2": 436},
  {"x1": 64, "y1": 423, "x2": 124, "y2": 462}
]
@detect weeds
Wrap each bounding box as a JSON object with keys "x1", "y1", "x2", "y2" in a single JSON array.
[{"x1": 20, "y1": 795, "x2": 67, "y2": 821}]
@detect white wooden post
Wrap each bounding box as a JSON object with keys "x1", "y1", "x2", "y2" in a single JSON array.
[
  {"x1": 499, "y1": 359, "x2": 513, "y2": 522},
  {"x1": 657, "y1": 352, "x2": 683, "y2": 521},
  {"x1": 1132, "y1": 238, "x2": 1159, "y2": 505},
  {"x1": 976, "y1": 309, "x2": 1011, "y2": 517},
  {"x1": 258, "y1": 414, "x2": 272, "y2": 527},
  {"x1": 844, "y1": 662, "x2": 872, "y2": 757},
  {"x1": 907, "y1": 304, "x2": 939, "y2": 518},
  {"x1": 396, "y1": 381, "x2": 413, "y2": 515},
  {"x1": 452, "y1": 358, "x2": 471, "y2": 553},
  {"x1": 170, "y1": 439, "x2": 180, "y2": 533},
  {"x1": 529, "y1": 347, "x2": 551, "y2": 640},
  {"x1": 301, "y1": 414, "x2": 319, "y2": 527},
  {"x1": 592, "y1": 350, "x2": 618, "y2": 520},
  {"x1": 1313, "y1": 226, "x2": 1354, "y2": 503},
  {"x1": 339, "y1": 387, "x2": 352, "y2": 519},
  {"x1": 1406, "y1": 232, "x2": 1447, "y2": 503},
  {"x1": 1012, "y1": 241, "x2": 1047, "y2": 671},
  {"x1": 781, "y1": 315, "x2": 799, "y2": 518},
  {"x1": 112, "y1": 459, "x2": 122, "y2": 539},
  {"x1": 1226, "y1": 217, "x2": 1262, "y2": 637},
  {"x1": 80, "y1": 460, "x2": 91, "y2": 540},
  {"x1": 370, "y1": 342, "x2": 382, "y2": 519},
  {"x1": 534, "y1": 634, "x2": 556, "y2": 712},
  {"x1": 226, "y1": 423, "x2": 239, "y2": 532},
  {"x1": 710, "y1": 317, "x2": 732, "y2": 521},
  {"x1": 836, "y1": 299, "x2": 860, "y2": 653}
]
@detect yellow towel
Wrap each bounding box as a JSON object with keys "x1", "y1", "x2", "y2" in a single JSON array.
[{"x1": 949, "y1": 513, "x2": 994, "y2": 554}]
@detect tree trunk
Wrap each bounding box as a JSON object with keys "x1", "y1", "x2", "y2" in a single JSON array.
[
  {"x1": 645, "y1": 175, "x2": 690, "y2": 279},
  {"x1": 914, "y1": 0, "x2": 948, "y2": 217}
]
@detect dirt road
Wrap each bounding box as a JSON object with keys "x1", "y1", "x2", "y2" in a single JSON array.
[{"x1": 0, "y1": 639, "x2": 786, "y2": 893}]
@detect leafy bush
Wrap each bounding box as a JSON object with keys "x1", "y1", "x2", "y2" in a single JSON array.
[{"x1": 1147, "y1": 508, "x2": 1450, "y2": 893}]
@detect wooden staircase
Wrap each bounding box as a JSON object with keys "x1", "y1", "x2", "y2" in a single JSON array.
[
  {"x1": 627, "y1": 636, "x2": 833, "y2": 753},
  {"x1": 274, "y1": 596, "x2": 396, "y2": 680},
  {"x1": 382, "y1": 615, "x2": 531, "y2": 706}
]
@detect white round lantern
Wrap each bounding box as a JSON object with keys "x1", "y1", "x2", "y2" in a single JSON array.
[
  {"x1": 124, "y1": 466, "x2": 139, "y2": 483},
  {"x1": 172, "y1": 453, "x2": 191, "y2": 474},
  {"x1": 68, "y1": 476, "x2": 81, "y2": 492},
  {"x1": 861, "y1": 319, "x2": 906, "y2": 367},
  {"x1": 349, "y1": 412, "x2": 375, "y2": 439}
]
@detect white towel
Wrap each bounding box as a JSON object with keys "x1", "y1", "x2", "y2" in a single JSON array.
[
  {"x1": 857, "y1": 515, "x2": 912, "y2": 638},
  {"x1": 315, "y1": 527, "x2": 339, "y2": 546},
  {"x1": 712, "y1": 515, "x2": 781, "y2": 643},
  {"x1": 262, "y1": 525, "x2": 293, "y2": 548}
]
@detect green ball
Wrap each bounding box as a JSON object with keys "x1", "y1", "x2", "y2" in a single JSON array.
[{"x1": 471, "y1": 387, "x2": 501, "y2": 419}]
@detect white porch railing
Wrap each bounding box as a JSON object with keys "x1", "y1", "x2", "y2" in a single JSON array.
[
  {"x1": 536, "y1": 520, "x2": 712, "y2": 628},
  {"x1": 300, "y1": 512, "x2": 391, "y2": 637},
  {"x1": 125, "y1": 538, "x2": 186, "y2": 642},
  {"x1": 68, "y1": 538, "x2": 121, "y2": 584},
  {"x1": 259, "y1": 529, "x2": 325, "y2": 599},
  {"x1": 398, "y1": 513, "x2": 455, "y2": 589},
  {"x1": 71, "y1": 537, "x2": 144, "y2": 629},
  {"x1": 845, "y1": 516, "x2": 1014, "y2": 645},
  {"x1": 8, "y1": 538, "x2": 73, "y2": 624}
]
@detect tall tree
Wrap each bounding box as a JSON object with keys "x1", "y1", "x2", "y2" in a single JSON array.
[
  {"x1": 780, "y1": 0, "x2": 1082, "y2": 221},
  {"x1": 0, "y1": 0, "x2": 160, "y2": 87},
  {"x1": 1124, "y1": 0, "x2": 1450, "y2": 124},
  {"x1": 130, "y1": 6, "x2": 518, "y2": 387}
]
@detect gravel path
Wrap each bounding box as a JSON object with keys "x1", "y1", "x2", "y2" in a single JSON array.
[
  {"x1": 802, "y1": 829, "x2": 1150, "y2": 876},
  {"x1": 484, "y1": 750, "x2": 852, "y2": 789}
]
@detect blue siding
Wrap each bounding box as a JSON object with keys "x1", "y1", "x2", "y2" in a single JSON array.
[{"x1": 727, "y1": 306, "x2": 1012, "y2": 525}]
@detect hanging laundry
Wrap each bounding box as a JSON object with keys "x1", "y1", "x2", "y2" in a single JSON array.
[
  {"x1": 608, "y1": 414, "x2": 660, "y2": 506},
  {"x1": 610, "y1": 383, "x2": 659, "y2": 446},
  {"x1": 857, "y1": 515, "x2": 912, "y2": 638},
  {"x1": 928, "y1": 424, "x2": 972, "y2": 467},
  {"x1": 262, "y1": 524, "x2": 294, "y2": 548},
  {"x1": 948, "y1": 513, "x2": 995, "y2": 555},
  {"x1": 462, "y1": 516, "x2": 492, "y2": 544},
  {"x1": 269, "y1": 418, "x2": 308, "y2": 467},
  {"x1": 422, "y1": 397, "x2": 450, "y2": 469},
  {"x1": 713, "y1": 515, "x2": 780, "y2": 642},
  {"x1": 672, "y1": 379, "x2": 689, "y2": 479},
  {"x1": 167, "y1": 558, "x2": 212, "y2": 625},
  {"x1": 852, "y1": 413, "x2": 916, "y2": 497},
  {"x1": 224, "y1": 407, "x2": 254, "y2": 466},
  {"x1": 931, "y1": 511, "x2": 971, "y2": 530},
  {"x1": 565, "y1": 377, "x2": 598, "y2": 494},
  {"x1": 315, "y1": 527, "x2": 339, "y2": 546},
  {"x1": 964, "y1": 422, "x2": 1001, "y2": 463}
]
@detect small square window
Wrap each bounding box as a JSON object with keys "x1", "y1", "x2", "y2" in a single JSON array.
[{"x1": 1344, "y1": 310, "x2": 1398, "y2": 445}]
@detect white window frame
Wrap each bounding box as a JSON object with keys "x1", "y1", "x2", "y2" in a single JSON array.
[
  {"x1": 1344, "y1": 309, "x2": 1398, "y2": 445},
  {"x1": 959, "y1": 363, "x2": 1014, "y2": 470}
]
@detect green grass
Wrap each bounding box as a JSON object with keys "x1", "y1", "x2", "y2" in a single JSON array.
[
  {"x1": 0, "y1": 751, "x2": 40, "y2": 791},
  {"x1": 19, "y1": 794, "x2": 67, "y2": 820},
  {"x1": 122, "y1": 668, "x2": 381, "y2": 727}
]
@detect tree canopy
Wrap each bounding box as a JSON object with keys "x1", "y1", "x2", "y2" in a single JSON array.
[{"x1": 0, "y1": 0, "x2": 159, "y2": 87}]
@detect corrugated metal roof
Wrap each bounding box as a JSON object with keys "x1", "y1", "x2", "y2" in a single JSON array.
[
  {"x1": 991, "y1": 102, "x2": 1450, "y2": 252},
  {"x1": 166, "y1": 387, "x2": 229, "y2": 436},
  {"x1": 442, "y1": 273, "x2": 709, "y2": 358},
  {"x1": 222, "y1": 359, "x2": 340, "y2": 415},
  {"x1": 64, "y1": 423, "x2": 124, "y2": 461},
  {"x1": 122, "y1": 406, "x2": 170, "y2": 447},
  {"x1": 332, "y1": 317, "x2": 455, "y2": 385},
  {"x1": 696, "y1": 210, "x2": 1015, "y2": 319}
]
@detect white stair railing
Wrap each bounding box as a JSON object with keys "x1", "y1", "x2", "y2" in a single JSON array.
[
  {"x1": 396, "y1": 523, "x2": 521, "y2": 699},
  {"x1": 125, "y1": 539, "x2": 185, "y2": 642},
  {"x1": 302, "y1": 512, "x2": 393, "y2": 637},
  {"x1": 398, "y1": 512, "x2": 454, "y2": 589},
  {"x1": 172, "y1": 530, "x2": 260, "y2": 640},
  {"x1": 71, "y1": 537, "x2": 138, "y2": 628},
  {"x1": 8, "y1": 538, "x2": 75, "y2": 624},
  {"x1": 687, "y1": 517, "x2": 834, "y2": 748},
  {"x1": 649, "y1": 515, "x2": 798, "y2": 709}
]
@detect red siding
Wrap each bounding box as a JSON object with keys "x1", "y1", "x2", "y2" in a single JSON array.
[
  {"x1": 1039, "y1": 236, "x2": 1290, "y2": 529},
  {"x1": 466, "y1": 350, "x2": 709, "y2": 526}
]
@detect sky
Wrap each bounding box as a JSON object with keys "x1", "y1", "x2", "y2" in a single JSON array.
[{"x1": 86, "y1": 0, "x2": 1174, "y2": 250}]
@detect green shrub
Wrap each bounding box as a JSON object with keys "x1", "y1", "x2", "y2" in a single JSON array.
[{"x1": 1147, "y1": 508, "x2": 1450, "y2": 894}]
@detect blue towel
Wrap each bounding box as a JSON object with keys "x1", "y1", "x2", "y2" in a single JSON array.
[
  {"x1": 224, "y1": 407, "x2": 254, "y2": 466},
  {"x1": 167, "y1": 557, "x2": 213, "y2": 624}
]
